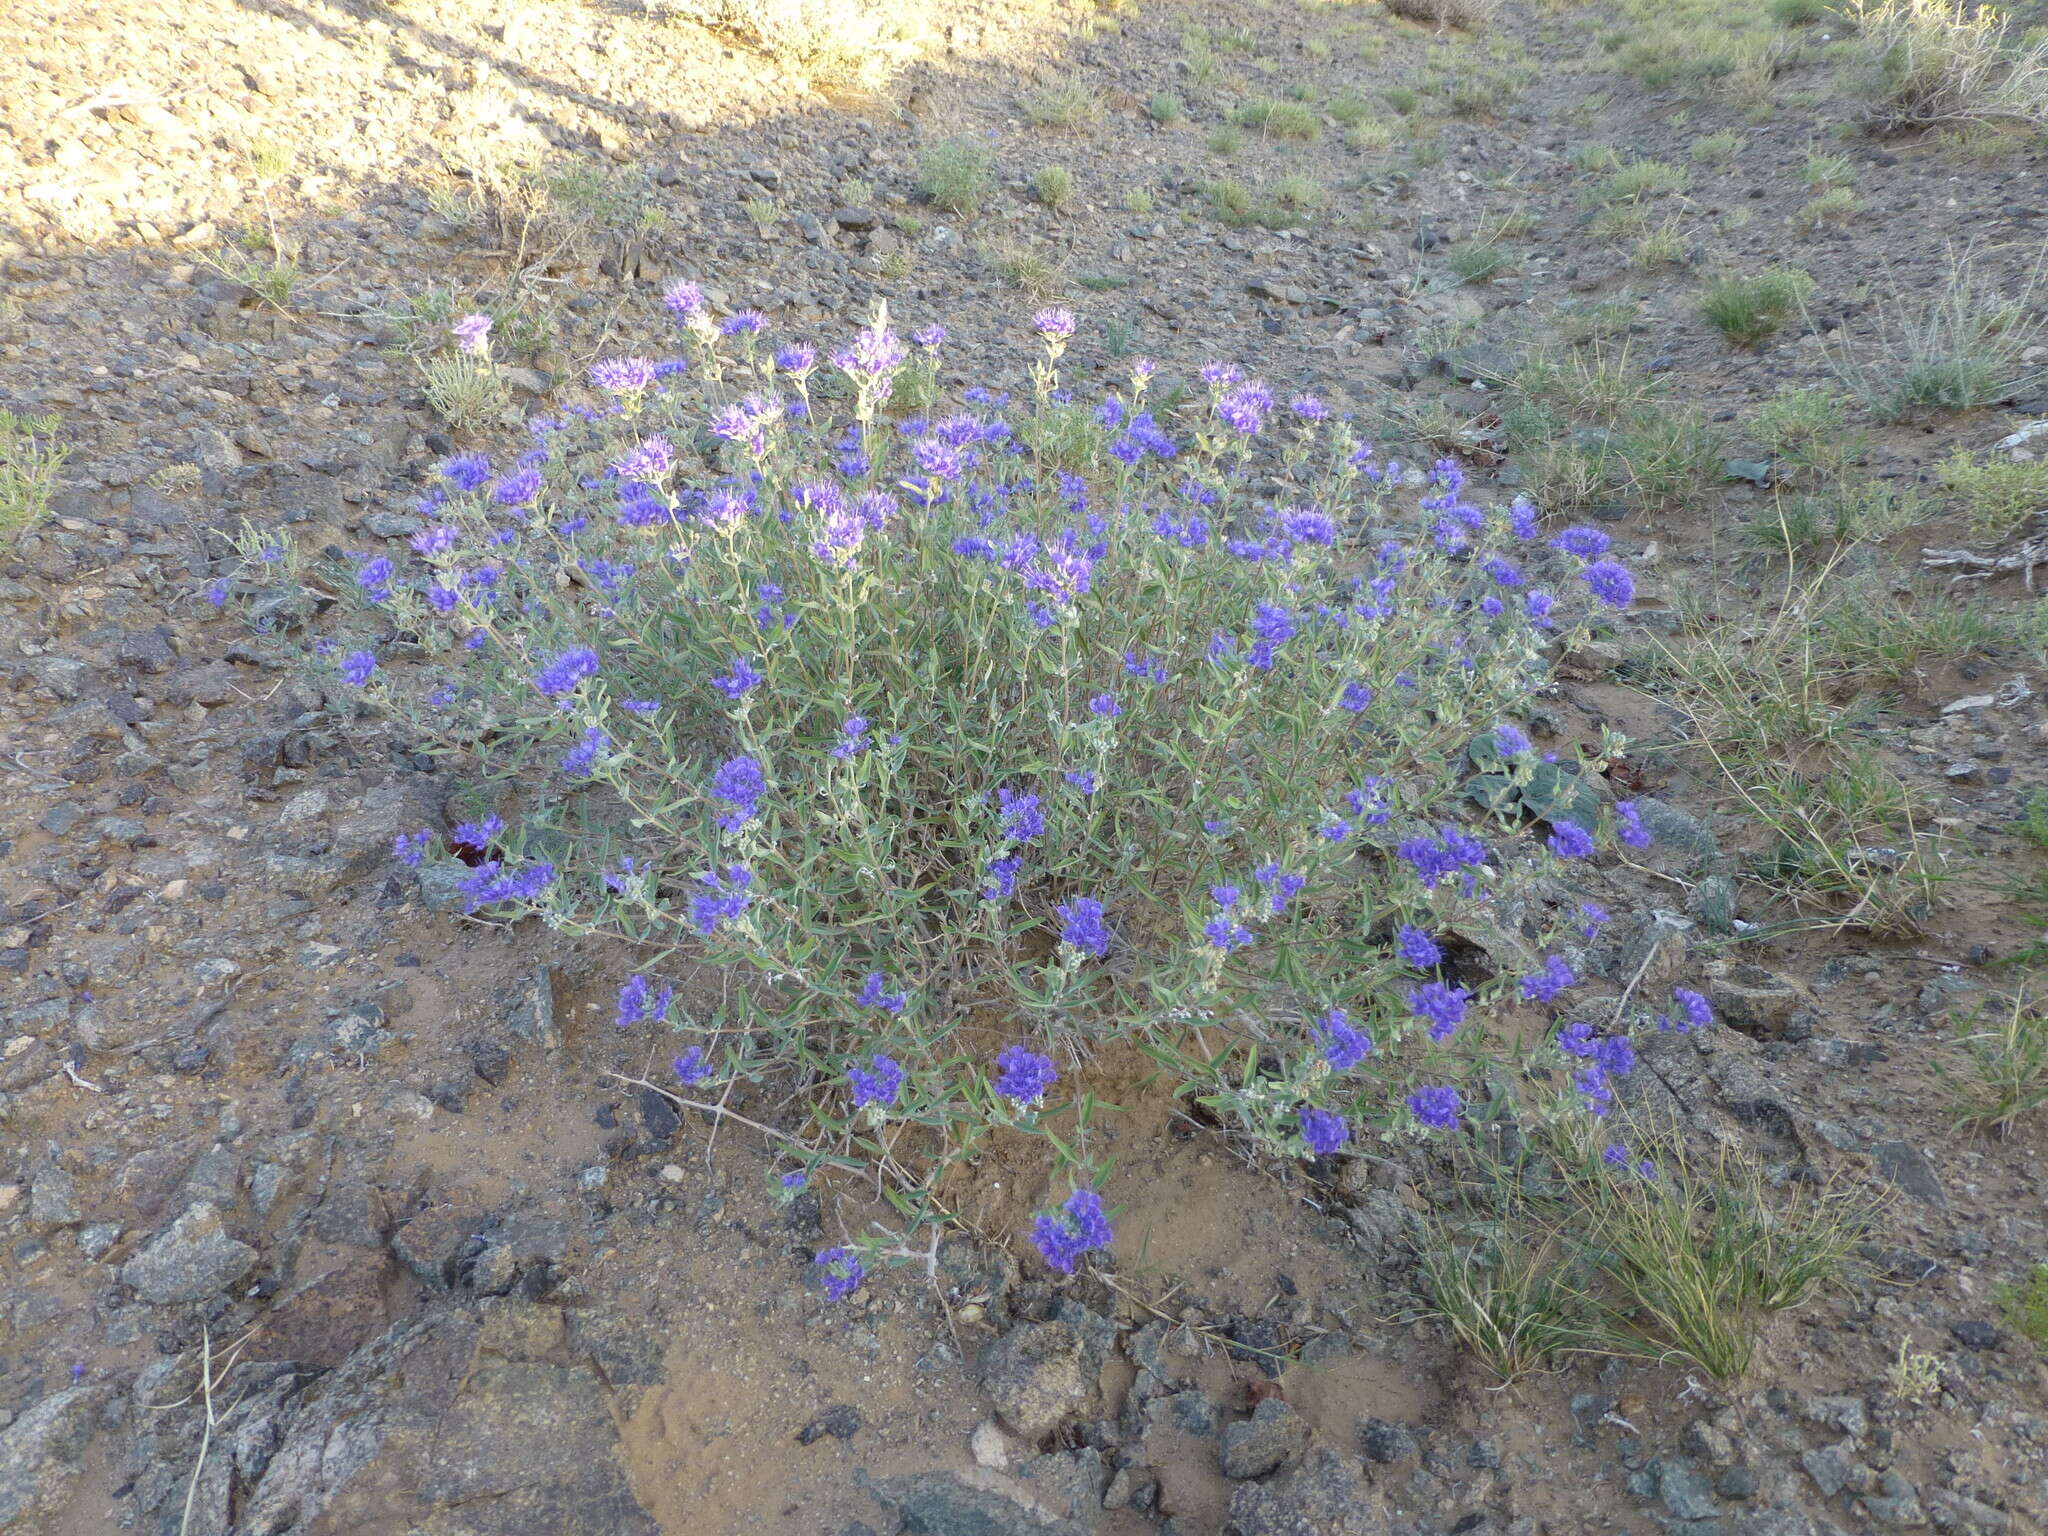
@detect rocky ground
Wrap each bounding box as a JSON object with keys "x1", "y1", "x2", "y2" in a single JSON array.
[{"x1": 2, "y1": 0, "x2": 2047, "y2": 1532}]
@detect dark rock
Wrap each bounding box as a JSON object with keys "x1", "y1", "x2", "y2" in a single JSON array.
[
  {"x1": 1226, "y1": 1446, "x2": 1387, "y2": 1536},
  {"x1": 467, "y1": 1037, "x2": 512, "y2": 1085},
  {"x1": 237, "y1": 1307, "x2": 659, "y2": 1535},
  {"x1": 28, "y1": 1165, "x2": 80, "y2": 1229},
  {"x1": 390, "y1": 1202, "x2": 484, "y2": 1291},
  {"x1": 638, "y1": 1086, "x2": 681, "y2": 1144},
  {"x1": 503, "y1": 968, "x2": 561, "y2": 1049},
  {"x1": 1221, "y1": 1398, "x2": 1312, "y2": 1480},
  {"x1": 798, "y1": 1404, "x2": 864, "y2": 1444},
  {"x1": 977, "y1": 1322, "x2": 1094, "y2": 1441},
  {"x1": 866, "y1": 1469, "x2": 1088, "y2": 1536},
  {"x1": 263, "y1": 1246, "x2": 394, "y2": 1367},
  {"x1": 0, "y1": 1384, "x2": 104, "y2": 1527},
  {"x1": 1871, "y1": 1141, "x2": 1946, "y2": 1207},
  {"x1": 1950, "y1": 1319, "x2": 2000, "y2": 1350},
  {"x1": 120, "y1": 1202, "x2": 257, "y2": 1303},
  {"x1": 1653, "y1": 1456, "x2": 1719, "y2": 1521},
  {"x1": 1359, "y1": 1416, "x2": 1417, "y2": 1464}
]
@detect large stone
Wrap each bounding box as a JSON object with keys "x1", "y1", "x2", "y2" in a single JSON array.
[
  {"x1": 237, "y1": 1305, "x2": 658, "y2": 1536},
  {"x1": 120, "y1": 1202, "x2": 258, "y2": 1304},
  {"x1": 867, "y1": 1469, "x2": 1090, "y2": 1536},
  {"x1": 977, "y1": 1322, "x2": 1095, "y2": 1441},
  {"x1": 1221, "y1": 1399, "x2": 1312, "y2": 1480},
  {"x1": 0, "y1": 1385, "x2": 103, "y2": 1529},
  {"x1": 1225, "y1": 1447, "x2": 1388, "y2": 1536},
  {"x1": 1705, "y1": 963, "x2": 1817, "y2": 1039}
]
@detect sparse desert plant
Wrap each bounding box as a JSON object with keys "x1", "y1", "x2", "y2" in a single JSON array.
[
  {"x1": 1021, "y1": 79, "x2": 1101, "y2": 129},
  {"x1": 1123, "y1": 187, "x2": 1155, "y2": 214},
  {"x1": 1940, "y1": 993, "x2": 2048, "y2": 1135},
  {"x1": 421, "y1": 354, "x2": 512, "y2": 433},
  {"x1": 2004, "y1": 1263, "x2": 2048, "y2": 1351},
  {"x1": 1148, "y1": 91, "x2": 1187, "y2": 124},
  {"x1": 1598, "y1": 157, "x2": 1692, "y2": 203},
  {"x1": 1449, "y1": 238, "x2": 1514, "y2": 283},
  {"x1": 985, "y1": 241, "x2": 1067, "y2": 297},
  {"x1": 1691, "y1": 129, "x2": 1744, "y2": 162},
  {"x1": 203, "y1": 248, "x2": 300, "y2": 311},
  {"x1": 242, "y1": 306, "x2": 1681, "y2": 1297},
  {"x1": 1208, "y1": 125, "x2": 1244, "y2": 157},
  {"x1": 1346, "y1": 118, "x2": 1399, "y2": 151},
  {"x1": 1937, "y1": 448, "x2": 2048, "y2": 536},
  {"x1": 1886, "y1": 1339, "x2": 1946, "y2": 1401},
  {"x1": 1032, "y1": 165, "x2": 1077, "y2": 209},
  {"x1": 1632, "y1": 219, "x2": 1689, "y2": 268},
  {"x1": 1848, "y1": 0, "x2": 2048, "y2": 129},
  {"x1": 1823, "y1": 253, "x2": 2048, "y2": 417},
  {"x1": 916, "y1": 137, "x2": 996, "y2": 214},
  {"x1": 1383, "y1": 0, "x2": 1500, "y2": 28},
  {"x1": 1804, "y1": 149, "x2": 1857, "y2": 187},
  {"x1": 1772, "y1": 0, "x2": 1833, "y2": 23},
  {"x1": 1571, "y1": 141, "x2": 1623, "y2": 172},
  {"x1": 665, "y1": 0, "x2": 931, "y2": 87},
  {"x1": 1231, "y1": 97, "x2": 1322, "y2": 140},
  {"x1": 1383, "y1": 84, "x2": 1423, "y2": 114},
  {"x1": 1699, "y1": 267, "x2": 1817, "y2": 346},
  {"x1": 0, "y1": 410, "x2": 69, "y2": 539},
  {"x1": 1417, "y1": 1226, "x2": 1598, "y2": 1381},
  {"x1": 1796, "y1": 186, "x2": 1860, "y2": 227},
  {"x1": 742, "y1": 195, "x2": 780, "y2": 233}
]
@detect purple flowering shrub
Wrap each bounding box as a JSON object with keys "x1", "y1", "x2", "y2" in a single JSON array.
[{"x1": 276, "y1": 298, "x2": 1710, "y2": 1296}]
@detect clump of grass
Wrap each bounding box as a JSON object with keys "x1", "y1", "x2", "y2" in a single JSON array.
[
  {"x1": 1448, "y1": 238, "x2": 1514, "y2": 283},
  {"x1": 1848, "y1": 0, "x2": 2048, "y2": 130},
  {"x1": 1632, "y1": 219, "x2": 1689, "y2": 269},
  {"x1": 1032, "y1": 165, "x2": 1076, "y2": 209},
  {"x1": 667, "y1": 0, "x2": 929, "y2": 87},
  {"x1": 1936, "y1": 448, "x2": 2048, "y2": 537},
  {"x1": 1383, "y1": 0, "x2": 1499, "y2": 28},
  {"x1": 1328, "y1": 90, "x2": 1373, "y2": 126},
  {"x1": 1699, "y1": 267, "x2": 1817, "y2": 346},
  {"x1": 1814, "y1": 574, "x2": 2030, "y2": 678},
  {"x1": 1346, "y1": 119, "x2": 1399, "y2": 151},
  {"x1": 1205, "y1": 176, "x2": 1255, "y2": 224},
  {"x1": 1998, "y1": 1263, "x2": 2048, "y2": 1351},
  {"x1": 916, "y1": 137, "x2": 996, "y2": 214},
  {"x1": 1267, "y1": 173, "x2": 1326, "y2": 213},
  {"x1": 1571, "y1": 141, "x2": 1623, "y2": 172},
  {"x1": 1021, "y1": 80, "x2": 1101, "y2": 129},
  {"x1": 1804, "y1": 149, "x2": 1857, "y2": 188},
  {"x1": 1123, "y1": 188, "x2": 1155, "y2": 214},
  {"x1": 1417, "y1": 1226, "x2": 1598, "y2": 1382},
  {"x1": 1691, "y1": 129, "x2": 1744, "y2": 163},
  {"x1": 1383, "y1": 84, "x2": 1423, "y2": 115},
  {"x1": 1558, "y1": 296, "x2": 1644, "y2": 346},
  {"x1": 1598, "y1": 157, "x2": 1692, "y2": 203},
  {"x1": 1148, "y1": 91, "x2": 1186, "y2": 124},
  {"x1": 1941, "y1": 993, "x2": 2048, "y2": 1135},
  {"x1": 742, "y1": 195, "x2": 780, "y2": 233},
  {"x1": 984, "y1": 241, "x2": 1067, "y2": 298},
  {"x1": 1208, "y1": 126, "x2": 1244, "y2": 158},
  {"x1": 1823, "y1": 253, "x2": 2048, "y2": 418},
  {"x1": 0, "y1": 410, "x2": 70, "y2": 539},
  {"x1": 1796, "y1": 186, "x2": 1860, "y2": 228},
  {"x1": 1231, "y1": 97, "x2": 1321, "y2": 140},
  {"x1": 1772, "y1": 0, "x2": 1833, "y2": 24}
]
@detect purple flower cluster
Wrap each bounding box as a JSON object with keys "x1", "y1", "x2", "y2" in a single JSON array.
[
  {"x1": 687, "y1": 864, "x2": 753, "y2": 936},
  {"x1": 1408, "y1": 1084, "x2": 1463, "y2": 1131},
  {"x1": 1396, "y1": 924, "x2": 1442, "y2": 970},
  {"x1": 534, "y1": 647, "x2": 600, "y2": 698},
  {"x1": 816, "y1": 1246, "x2": 864, "y2": 1301},
  {"x1": 709, "y1": 755, "x2": 766, "y2": 831},
  {"x1": 1204, "y1": 885, "x2": 1254, "y2": 952},
  {"x1": 1397, "y1": 826, "x2": 1488, "y2": 888},
  {"x1": 1320, "y1": 1008, "x2": 1373, "y2": 1071},
  {"x1": 994, "y1": 1045, "x2": 1058, "y2": 1106},
  {"x1": 856, "y1": 972, "x2": 906, "y2": 1012},
  {"x1": 616, "y1": 973, "x2": 675, "y2": 1028},
  {"x1": 1407, "y1": 981, "x2": 1470, "y2": 1042},
  {"x1": 1298, "y1": 1106, "x2": 1349, "y2": 1157},
  {"x1": 848, "y1": 1053, "x2": 905, "y2": 1110},
  {"x1": 1030, "y1": 1189, "x2": 1114, "y2": 1275},
  {"x1": 1057, "y1": 895, "x2": 1112, "y2": 958},
  {"x1": 1519, "y1": 954, "x2": 1576, "y2": 1004},
  {"x1": 458, "y1": 857, "x2": 556, "y2": 913}
]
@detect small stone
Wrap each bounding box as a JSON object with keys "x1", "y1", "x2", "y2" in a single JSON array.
[
  {"x1": 1655, "y1": 1457, "x2": 1719, "y2": 1522},
  {"x1": 1871, "y1": 1141, "x2": 1946, "y2": 1207},
  {"x1": 978, "y1": 1323, "x2": 1094, "y2": 1441},
  {"x1": 1949, "y1": 1319, "x2": 2000, "y2": 1350},
  {"x1": 77, "y1": 1223, "x2": 121, "y2": 1261},
  {"x1": 1801, "y1": 1441, "x2": 1857, "y2": 1498},
  {"x1": 971, "y1": 1420, "x2": 1015, "y2": 1470},
  {"x1": 0, "y1": 1384, "x2": 103, "y2": 1527},
  {"x1": 1220, "y1": 1399, "x2": 1311, "y2": 1480},
  {"x1": 119, "y1": 1202, "x2": 257, "y2": 1304},
  {"x1": 1359, "y1": 1417, "x2": 1416, "y2": 1464},
  {"x1": 28, "y1": 1166, "x2": 80, "y2": 1229},
  {"x1": 658, "y1": 1165, "x2": 686, "y2": 1185},
  {"x1": 797, "y1": 1404, "x2": 863, "y2": 1444},
  {"x1": 466, "y1": 1037, "x2": 512, "y2": 1085}
]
